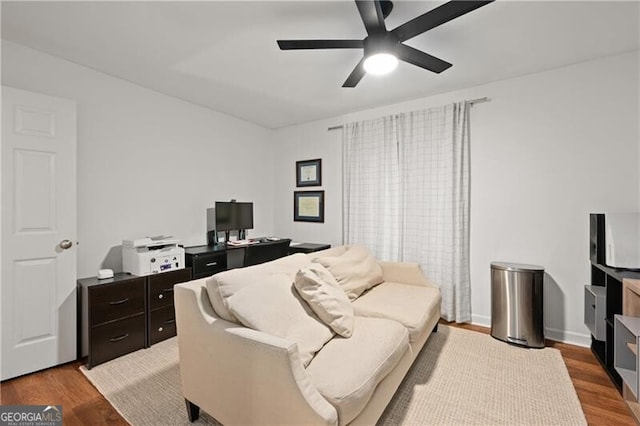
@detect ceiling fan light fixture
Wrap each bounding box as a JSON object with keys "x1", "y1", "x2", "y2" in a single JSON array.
[
  {"x1": 363, "y1": 53, "x2": 398, "y2": 75},
  {"x1": 277, "y1": 0, "x2": 495, "y2": 87}
]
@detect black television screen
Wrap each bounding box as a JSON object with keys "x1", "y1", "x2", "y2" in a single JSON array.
[
  {"x1": 235, "y1": 202, "x2": 254, "y2": 230},
  {"x1": 215, "y1": 201, "x2": 253, "y2": 231},
  {"x1": 215, "y1": 202, "x2": 234, "y2": 231}
]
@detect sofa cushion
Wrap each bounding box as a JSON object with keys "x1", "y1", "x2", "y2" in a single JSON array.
[
  {"x1": 313, "y1": 245, "x2": 383, "y2": 301},
  {"x1": 205, "y1": 253, "x2": 311, "y2": 322},
  {"x1": 352, "y1": 282, "x2": 442, "y2": 342},
  {"x1": 225, "y1": 272, "x2": 334, "y2": 367},
  {"x1": 306, "y1": 317, "x2": 409, "y2": 425},
  {"x1": 306, "y1": 245, "x2": 347, "y2": 261},
  {"x1": 294, "y1": 263, "x2": 354, "y2": 337}
]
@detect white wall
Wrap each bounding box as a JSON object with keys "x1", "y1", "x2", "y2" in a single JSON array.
[
  {"x1": 272, "y1": 51, "x2": 640, "y2": 346},
  {"x1": 270, "y1": 119, "x2": 343, "y2": 246},
  {"x1": 2, "y1": 41, "x2": 274, "y2": 278},
  {"x1": 3, "y1": 37, "x2": 638, "y2": 345}
]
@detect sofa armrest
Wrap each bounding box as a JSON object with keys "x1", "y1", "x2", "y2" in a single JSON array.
[
  {"x1": 378, "y1": 261, "x2": 437, "y2": 288},
  {"x1": 174, "y1": 280, "x2": 338, "y2": 426}
]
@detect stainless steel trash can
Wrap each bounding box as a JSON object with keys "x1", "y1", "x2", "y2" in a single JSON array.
[{"x1": 491, "y1": 262, "x2": 544, "y2": 348}]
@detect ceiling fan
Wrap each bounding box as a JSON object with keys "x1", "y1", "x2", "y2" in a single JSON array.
[{"x1": 277, "y1": 0, "x2": 494, "y2": 88}]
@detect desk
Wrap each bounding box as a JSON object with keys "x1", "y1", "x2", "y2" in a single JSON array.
[
  {"x1": 185, "y1": 238, "x2": 293, "y2": 279},
  {"x1": 184, "y1": 245, "x2": 228, "y2": 279},
  {"x1": 289, "y1": 242, "x2": 331, "y2": 254}
]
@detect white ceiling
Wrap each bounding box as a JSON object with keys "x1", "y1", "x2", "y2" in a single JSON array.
[{"x1": 2, "y1": 1, "x2": 639, "y2": 129}]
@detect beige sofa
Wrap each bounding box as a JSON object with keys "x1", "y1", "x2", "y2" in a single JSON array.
[{"x1": 174, "y1": 245, "x2": 442, "y2": 425}]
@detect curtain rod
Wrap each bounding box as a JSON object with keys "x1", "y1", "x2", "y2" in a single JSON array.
[{"x1": 327, "y1": 97, "x2": 490, "y2": 131}]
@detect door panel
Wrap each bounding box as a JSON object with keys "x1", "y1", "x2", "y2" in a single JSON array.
[
  {"x1": 2, "y1": 86, "x2": 77, "y2": 380},
  {"x1": 14, "y1": 105, "x2": 57, "y2": 138},
  {"x1": 14, "y1": 150, "x2": 56, "y2": 232},
  {"x1": 13, "y1": 257, "x2": 57, "y2": 344}
]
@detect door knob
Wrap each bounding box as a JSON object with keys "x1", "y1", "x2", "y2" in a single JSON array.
[{"x1": 59, "y1": 239, "x2": 73, "y2": 250}]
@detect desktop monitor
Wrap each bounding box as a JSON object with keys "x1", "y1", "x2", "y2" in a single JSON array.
[
  {"x1": 215, "y1": 201, "x2": 254, "y2": 231},
  {"x1": 215, "y1": 202, "x2": 234, "y2": 231},
  {"x1": 206, "y1": 207, "x2": 218, "y2": 245},
  {"x1": 235, "y1": 202, "x2": 254, "y2": 230}
]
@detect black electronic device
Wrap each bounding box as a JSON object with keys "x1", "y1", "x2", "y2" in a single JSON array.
[
  {"x1": 235, "y1": 202, "x2": 254, "y2": 231},
  {"x1": 590, "y1": 213, "x2": 605, "y2": 265},
  {"x1": 215, "y1": 201, "x2": 254, "y2": 232},
  {"x1": 206, "y1": 207, "x2": 218, "y2": 245},
  {"x1": 215, "y1": 202, "x2": 233, "y2": 232}
]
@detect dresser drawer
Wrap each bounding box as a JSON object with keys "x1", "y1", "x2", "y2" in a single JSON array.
[
  {"x1": 89, "y1": 314, "x2": 146, "y2": 368},
  {"x1": 191, "y1": 252, "x2": 227, "y2": 278},
  {"x1": 148, "y1": 305, "x2": 177, "y2": 346},
  {"x1": 585, "y1": 285, "x2": 606, "y2": 341},
  {"x1": 89, "y1": 277, "x2": 145, "y2": 325},
  {"x1": 148, "y1": 268, "x2": 191, "y2": 310}
]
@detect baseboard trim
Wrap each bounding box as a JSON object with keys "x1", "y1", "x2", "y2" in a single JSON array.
[
  {"x1": 470, "y1": 316, "x2": 591, "y2": 348},
  {"x1": 544, "y1": 327, "x2": 591, "y2": 348},
  {"x1": 471, "y1": 314, "x2": 491, "y2": 328}
]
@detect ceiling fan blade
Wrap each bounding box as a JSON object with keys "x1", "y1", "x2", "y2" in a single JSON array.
[
  {"x1": 396, "y1": 44, "x2": 452, "y2": 74},
  {"x1": 392, "y1": 0, "x2": 494, "y2": 42},
  {"x1": 355, "y1": 0, "x2": 387, "y2": 35},
  {"x1": 342, "y1": 58, "x2": 366, "y2": 88},
  {"x1": 277, "y1": 40, "x2": 363, "y2": 50}
]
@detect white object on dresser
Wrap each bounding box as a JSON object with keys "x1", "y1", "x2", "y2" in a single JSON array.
[
  {"x1": 122, "y1": 236, "x2": 185, "y2": 276},
  {"x1": 97, "y1": 269, "x2": 114, "y2": 279}
]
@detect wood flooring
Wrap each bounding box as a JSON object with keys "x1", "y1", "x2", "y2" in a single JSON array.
[{"x1": 0, "y1": 322, "x2": 633, "y2": 425}]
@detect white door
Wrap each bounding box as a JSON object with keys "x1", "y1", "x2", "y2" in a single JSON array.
[{"x1": 1, "y1": 86, "x2": 77, "y2": 380}]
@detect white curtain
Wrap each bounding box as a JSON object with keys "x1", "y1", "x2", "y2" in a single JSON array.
[{"x1": 342, "y1": 102, "x2": 471, "y2": 322}]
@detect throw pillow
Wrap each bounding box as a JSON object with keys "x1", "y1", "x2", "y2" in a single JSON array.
[
  {"x1": 205, "y1": 253, "x2": 311, "y2": 322},
  {"x1": 313, "y1": 245, "x2": 384, "y2": 301},
  {"x1": 294, "y1": 264, "x2": 354, "y2": 337},
  {"x1": 225, "y1": 273, "x2": 334, "y2": 367}
]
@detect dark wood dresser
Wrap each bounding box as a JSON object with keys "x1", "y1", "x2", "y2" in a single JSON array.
[
  {"x1": 78, "y1": 268, "x2": 192, "y2": 368},
  {"x1": 147, "y1": 268, "x2": 191, "y2": 345},
  {"x1": 78, "y1": 273, "x2": 146, "y2": 369}
]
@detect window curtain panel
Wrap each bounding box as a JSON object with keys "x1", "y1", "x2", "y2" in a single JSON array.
[
  {"x1": 342, "y1": 116, "x2": 401, "y2": 261},
  {"x1": 342, "y1": 102, "x2": 471, "y2": 322}
]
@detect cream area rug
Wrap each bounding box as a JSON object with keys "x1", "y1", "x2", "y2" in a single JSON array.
[{"x1": 80, "y1": 325, "x2": 586, "y2": 425}]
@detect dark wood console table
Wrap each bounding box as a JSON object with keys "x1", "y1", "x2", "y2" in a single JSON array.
[
  {"x1": 185, "y1": 239, "x2": 329, "y2": 279},
  {"x1": 184, "y1": 245, "x2": 228, "y2": 279},
  {"x1": 289, "y1": 242, "x2": 331, "y2": 254},
  {"x1": 185, "y1": 239, "x2": 291, "y2": 278}
]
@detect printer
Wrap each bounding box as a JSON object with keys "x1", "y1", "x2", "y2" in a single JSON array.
[{"x1": 122, "y1": 236, "x2": 185, "y2": 276}]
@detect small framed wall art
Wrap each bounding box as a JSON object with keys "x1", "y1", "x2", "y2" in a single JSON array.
[
  {"x1": 294, "y1": 191, "x2": 324, "y2": 223},
  {"x1": 296, "y1": 158, "x2": 322, "y2": 187}
]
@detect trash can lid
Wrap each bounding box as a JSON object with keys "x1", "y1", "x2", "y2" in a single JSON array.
[{"x1": 491, "y1": 262, "x2": 544, "y2": 272}]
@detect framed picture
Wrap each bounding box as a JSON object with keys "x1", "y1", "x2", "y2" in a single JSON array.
[
  {"x1": 296, "y1": 158, "x2": 322, "y2": 187},
  {"x1": 294, "y1": 191, "x2": 324, "y2": 223}
]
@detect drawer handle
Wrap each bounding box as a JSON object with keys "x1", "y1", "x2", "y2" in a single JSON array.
[
  {"x1": 109, "y1": 333, "x2": 129, "y2": 343},
  {"x1": 163, "y1": 288, "x2": 174, "y2": 293},
  {"x1": 109, "y1": 298, "x2": 129, "y2": 306},
  {"x1": 165, "y1": 318, "x2": 176, "y2": 325},
  {"x1": 206, "y1": 262, "x2": 218, "y2": 267}
]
